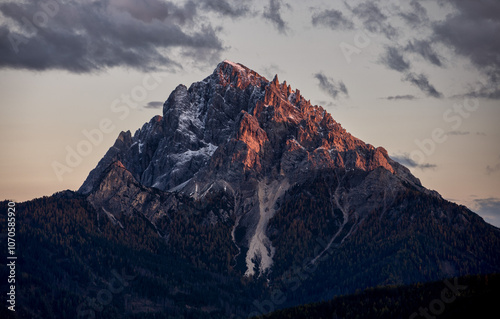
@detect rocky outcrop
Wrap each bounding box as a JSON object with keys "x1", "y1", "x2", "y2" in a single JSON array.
[{"x1": 87, "y1": 160, "x2": 179, "y2": 224}]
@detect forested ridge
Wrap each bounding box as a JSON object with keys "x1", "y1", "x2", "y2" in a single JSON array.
[
  {"x1": 252, "y1": 273, "x2": 500, "y2": 319},
  {"x1": 1, "y1": 174, "x2": 499, "y2": 318},
  {"x1": 0, "y1": 196, "x2": 260, "y2": 319}
]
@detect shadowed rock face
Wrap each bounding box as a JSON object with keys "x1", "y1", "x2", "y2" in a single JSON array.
[
  {"x1": 79, "y1": 60, "x2": 443, "y2": 276},
  {"x1": 86, "y1": 161, "x2": 180, "y2": 224}
]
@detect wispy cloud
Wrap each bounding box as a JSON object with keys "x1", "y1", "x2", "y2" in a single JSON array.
[
  {"x1": 391, "y1": 153, "x2": 437, "y2": 170},
  {"x1": 311, "y1": 9, "x2": 354, "y2": 30},
  {"x1": 380, "y1": 46, "x2": 410, "y2": 72},
  {"x1": 314, "y1": 72, "x2": 348, "y2": 99},
  {"x1": 143, "y1": 101, "x2": 164, "y2": 109},
  {"x1": 453, "y1": 85, "x2": 500, "y2": 100},
  {"x1": 405, "y1": 40, "x2": 443, "y2": 67},
  {"x1": 315, "y1": 100, "x2": 337, "y2": 108},
  {"x1": 261, "y1": 63, "x2": 284, "y2": 79},
  {"x1": 351, "y1": 1, "x2": 397, "y2": 39},
  {"x1": 486, "y1": 157, "x2": 500, "y2": 175},
  {"x1": 486, "y1": 164, "x2": 500, "y2": 175},
  {"x1": 382, "y1": 95, "x2": 417, "y2": 101},
  {"x1": 473, "y1": 197, "x2": 500, "y2": 227},
  {"x1": 447, "y1": 130, "x2": 470, "y2": 136},
  {"x1": 262, "y1": 0, "x2": 289, "y2": 34},
  {"x1": 403, "y1": 72, "x2": 443, "y2": 98},
  {"x1": 365, "y1": 0, "x2": 499, "y2": 100},
  {"x1": 399, "y1": 0, "x2": 429, "y2": 26},
  {"x1": 200, "y1": 0, "x2": 250, "y2": 18},
  {"x1": 378, "y1": 46, "x2": 442, "y2": 98}
]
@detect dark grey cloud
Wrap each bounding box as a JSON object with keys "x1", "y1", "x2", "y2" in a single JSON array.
[
  {"x1": 382, "y1": 95, "x2": 417, "y2": 101},
  {"x1": 0, "y1": 0, "x2": 235, "y2": 73},
  {"x1": 399, "y1": 0, "x2": 429, "y2": 26},
  {"x1": 453, "y1": 85, "x2": 500, "y2": 100},
  {"x1": 351, "y1": 1, "x2": 397, "y2": 39},
  {"x1": 473, "y1": 197, "x2": 500, "y2": 227},
  {"x1": 314, "y1": 72, "x2": 348, "y2": 99},
  {"x1": 262, "y1": 0, "x2": 289, "y2": 34},
  {"x1": 433, "y1": 0, "x2": 500, "y2": 98},
  {"x1": 315, "y1": 100, "x2": 336, "y2": 108},
  {"x1": 378, "y1": 45, "x2": 442, "y2": 98},
  {"x1": 143, "y1": 101, "x2": 164, "y2": 109},
  {"x1": 380, "y1": 46, "x2": 410, "y2": 72},
  {"x1": 311, "y1": 9, "x2": 354, "y2": 30},
  {"x1": 403, "y1": 72, "x2": 443, "y2": 98},
  {"x1": 391, "y1": 153, "x2": 437, "y2": 170},
  {"x1": 200, "y1": 0, "x2": 249, "y2": 18},
  {"x1": 405, "y1": 40, "x2": 443, "y2": 67},
  {"x1": 352, "y1": 2, "x2": 385, "y2": 23}
]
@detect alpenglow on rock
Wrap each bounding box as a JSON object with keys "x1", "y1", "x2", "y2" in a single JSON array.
[
  {"x1": 80, "y1": 60, "x2": 420, "y2": 194},
  {"x1": 79, "y1": 61, "x2": 480, "y2": 278}
]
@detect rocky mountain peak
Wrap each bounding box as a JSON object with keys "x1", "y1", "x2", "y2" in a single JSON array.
[
  {"x1": 213, "y1": 60, "x2": 268, "y2": 91},
  {"x1": 162, "y1": 84, "x2": 188, "y2": 116},
  {"x1": 81, "y1": 60, "x2": 420, "y2": 196},
  {"x1": 79, "y1": 60, "x2": 434, "y2": 276}
]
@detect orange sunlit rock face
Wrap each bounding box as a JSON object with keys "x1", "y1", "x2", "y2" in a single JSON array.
[
  {"x1": 236, "y1": 112, "x2": 268, "y2": 154},
  {"x1": 215, "y1": 60, "x2": 268, "y2": 91},
  {"x1": 232, "y1": 112, "x2": 268, "y2": 170},
  {"x1": 207, "y1": 61, "x2": 398, "y2": 178}
]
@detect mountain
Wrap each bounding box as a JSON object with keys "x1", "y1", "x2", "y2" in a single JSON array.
[
  {"x1": 79, "y1": 60, "x2": 436, "y2": 277},
  {"x1": 4, "y1": 61, "x2": 499, "y2": 318}
]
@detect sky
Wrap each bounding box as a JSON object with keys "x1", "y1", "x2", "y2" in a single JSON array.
[{"x1": 0, "y1": 0, "x2": 499, "y2": 226}]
